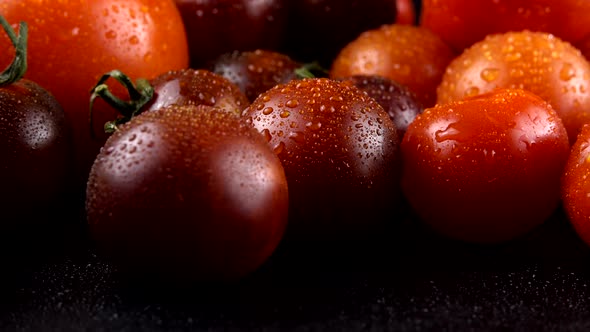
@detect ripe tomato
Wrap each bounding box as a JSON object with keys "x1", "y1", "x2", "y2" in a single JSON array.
[
  {"x1": 437, "y1": 30, "x2": 590, "y2": 144},
  {"x1": 242, "y1": 78, "x2": 402, "y2": 243},
  {"x1": 421, "y1": 0, "x2": 590, "y2": 52},
  {"x1": 0, "y1": 17, "x2": 74, "y2": 255},
  {"x1": 87, "y1": 104, "x2": 289, "y2": 283},
  {"x1": 0, "y1": 0, "x2": 189, "y2": 189},
  {"x1": 396, "y1": 0, "x2": 416, "y2": 25},
  {"x1": 330, "y1": 24, "x2": 455, "y2": 108},
  {"x1": 402, "y1": 89, "x2": 570, "y2": 243},
  {"x1": 562, "y1": 124, "x2": 590, "y2": 247}
]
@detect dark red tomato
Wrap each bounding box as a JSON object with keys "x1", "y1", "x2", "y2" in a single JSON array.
[
  {"x1": 242, "y1": 78, "x2": 401, "y2": 242},
  {"x1": 402, "y1": 88, "x2": 569, "y2": 243},
  {"x1": 0, "y1": 0, "x2": 189, "y2": 190},
  {"x1": 208, "y1": 49, "x2": 301, "y2": 102},
  {"x1": 420, "y1": 0, "x2": 590, "y2": 52},
  {"x1": 0, "y1": 17, "x2": 74, "y2": 254},
  {"x1": 281, "y1": 0, "x2": 398, "y2": 67},
  {"x1": 339, "y1": 74, "x2": 424, "y2": 140},
  {"x1": 561, "y1": 124, "x2": 590, "y2": 247},
  {"x1": 330, "y1": 24, "x2": 455, "y2": 108},
  {"x1": 174, "y1": 0, "x2": 288, "y2": 69},
  {"x1": 86, "y1": 104, "x2": 289, "y2": 283},
  {"x1": 90, "y1": 69, "x2": 250, "y2": 147},
  {"x1": 437, "y1": 30, "x2": 590, "y2": 144}
]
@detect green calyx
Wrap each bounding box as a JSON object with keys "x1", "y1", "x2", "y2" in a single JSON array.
[
  {"x1": 294, "y1": 61, "x2": 329, "y2": 79},
  {"x1": 89, "y1": 69, "x2": 154, "y2": 137},
  {"x1": 0, "y1": 15, "x2": 28, "y2": 86}
]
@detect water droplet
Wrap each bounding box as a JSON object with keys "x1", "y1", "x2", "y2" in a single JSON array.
[
  {"x1": 306, "y1": 122, "x2": 322, "y2": 130},
  {"x1": 289, "y1": 131, "x2": 305, "y2": 143},
  {"x1": 273, "y1": 142, "x2": 285, "y2": 154},
  {"x1": 465, "y1": 86, "x2": 480, "y2": 97},
  {"x1": 560, "y1": 63, "x2": 576, "y2": 81},
  {"x1": 480, "y1": 68, "x2": 500, "y2": 82},
  {"x1": 280, "y1": 111, "x2": 290, "y2": 118},
  {"x1": 262, "y1": 107, "x2": 274, "y2": 115},
  {"x1": 286, "y1": 99, "x2": 299, "y2": 108},
  {"x1": 261, "y1": 129, "x2": 272, "y2": 142}
]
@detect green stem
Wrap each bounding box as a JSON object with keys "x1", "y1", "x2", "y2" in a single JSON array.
[
  {"x1": 0, "y1": 16, "x2": 27, "y2": 86},
  {"x1": 89, "y1": 69, "x2": 154, "y2": 137},
  {"x1": 294, "y1": 61, "x2": 329, "y2": 79}
]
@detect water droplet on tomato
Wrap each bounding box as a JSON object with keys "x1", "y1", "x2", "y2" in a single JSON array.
[
  {"x1": 560, "y1": 63, "x2": 576, "y2": 81},
  {"x1": 481, "y1": 68, "x2": 500, "y2": 82}
]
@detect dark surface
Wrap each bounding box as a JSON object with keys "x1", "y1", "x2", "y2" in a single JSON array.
[{"x1": 2, "y1": 206, "x2": 590, "y2": 331}]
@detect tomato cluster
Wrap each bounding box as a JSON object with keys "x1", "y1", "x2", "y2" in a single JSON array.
[{"x1": 5, "y1": 0, "x2": 590, "y2": 285}]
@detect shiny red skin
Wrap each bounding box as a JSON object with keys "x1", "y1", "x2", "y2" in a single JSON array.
[
  {"x1": 0, "y1": 79, "x2": 73, "y2": 230},
  {"x1": 562, "y1": 124, "x2": 590, "y2": 247},
  {"x1": 86, "y1": 104, "x2": 289, "y2": 283},
  {"x1": 401, "y1": 89, "x2": 570, "y2": 243},
  {"x1": 0, "y1": 0, "x2": 189, "y2": 191},
  {"x1": 420, "y1": 0, "x2": 590, "y2": 52},
  {"x1": 396, "y1": 0, "x2": 416, "y2": 25},
  {"x1": 208, "y1": 49, "x2": 301, "y2": 102},
  {"x1": 174, "y1": 0, "x2": 288, "y2": 69},
  {"x1": 339, "y1": 74, "x2": 424, "y2": 141},
  {"x1": 242, "y1": 78, "x2": 402, "y2": 242}
]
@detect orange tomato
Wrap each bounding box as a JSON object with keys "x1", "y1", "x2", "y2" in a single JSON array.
[{"x1": 0, "y1": 0, "x2": 189, "y2": 188}]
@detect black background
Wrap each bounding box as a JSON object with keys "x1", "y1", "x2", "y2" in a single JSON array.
[{"x1": 2, "y1": 205, "x2": 590, "y2": 331}]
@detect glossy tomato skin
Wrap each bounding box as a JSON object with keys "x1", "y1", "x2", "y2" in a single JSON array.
[
  {"x1": 421, "y1": 0, "x2": 590, "y2": 52},
  {"x1": 282, "y1": 0, "x2": 398, "y2": 67},
  {"x1": 330, "y1": 24, "x2": 455, "y2": 108},
  {"x1": 339, "y1": 74, "x2": 424, "y2": 140},
  {"x1": 402, "y1": 89, "x2": 570, "y2": 243},
  {"x1": 174, "y1": 0, "x2": 288, "y2": 69},
  {"x1": 87, "y1": 104, "x2": 288, "y2": 283},
  {"x1": 242, "y1": 78, "x2": 402, "y2": 243},
  {"x1": 0, "y1": 0, "x2": 189, "y2": 190},
  {"x1": 396, "y1": 0, "x2": 416, "y2": 25},
  {"x1": 208, "y1": 49, "x2": 301, "y2": 103},
  {"x1": 562, "y1": 124, "x2": 590, "y2": 247},
  {"x1": 0, "y1": 79, "x2": 74, "y2": 245},
  {"x1": 437, "y1": 31, "x2": 590, "y2": 144},
  {"x1": 145, "y1": 69, "x2": 250, "y2": 115}
]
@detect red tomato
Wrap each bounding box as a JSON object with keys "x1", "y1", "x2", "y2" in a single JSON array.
[
  {"x1": 420, "y1": 0, "x2": 590, "y2": 52},
  {"x1": 396, "y1": 0, "x2": 416, "y2": 25},
  {"x1": 562, "y1": 124, "x2": 590, "y2": 247},
  {"x1": 402, "y1": 89, "x2": 570, "y2": 243},
  {"x1": 0, "y1": 0, "x2": 189, "y2": 189},
  {"x1": 437, "y1": 30, "x2": 590, "y2": 144}
]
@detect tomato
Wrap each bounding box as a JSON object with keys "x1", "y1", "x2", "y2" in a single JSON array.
[
  {"x1": 208, "y1": 49, "x2": 301, "y2": 103},
  {"x1": 562, "y1": 124, "x2": 590, "y2": 247},
  {"x1": 401, "y1": 89, "x2": 570, "y2": 243},
  {"x1": 0, "y1": 17, "x2": 74, "y2": 253},
  {"x1": 242, "y1": 77, "x2": 402, "y2": 243},
  {"x1": 338, "y1": 74, "x2": 424, "y2": 140},
  {"x1": 437, "y1": 30, "x2": 590, "y2": 144},
  {"x1": 0, "y1": 0, "x2": 189, "y2": 190},
  {"x1": 330, "y1": 24, "x2": 455, "y2": 108},
  {"x1": 174, "y1": 0, "x2": 288, "y2": 69},
  {"x1": 396, "y1": 0, "x2": 416, "y2": 25},
  {"x1": 87, "y1": 104, "x2": 289, "y2": 283},
  {"x1": 90, "y1": 68, "x2": 250, "y2": 135},
  {"x1": 420, "y1": 0, "x2": 590, "y2": 52}
]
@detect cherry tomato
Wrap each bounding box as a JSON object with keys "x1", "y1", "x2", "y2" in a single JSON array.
[
  {"x1": 338, "y1": 74, "x2": 424, "y2": 140},
  {"x1": 0, "y1": 17, "x2": 74, "y2": 252},
  {"x1": 562, "y1": 124, "x2": 590, "y2": 247},
  {"x1": 208, "y1": 49, "x2": 301, "y2": 102},
  {"x1": 401, "y1": 88, "x2": 570, "y2": 243},
  {"x1": 242, "y1": 78, "x2": 402, "y2": 242},
  {"x1": 396, "y1": 0, "x2": 416, "y2": 25},
  {"x1": 86, "y1": 104, "x2": 289, "y2": 283},
  {"x1": 0, "y1": 0, "x2": 190, "y2": 189},
  {"x1": 330, "y1": 24, "x2": 455, "y2": 108},
  {"x1": 174, "y1": 0, "x2": 288, "y2": 69},
  {"x1": 420, "y1": 0, "x2": 590, "y2": 52},
  {"x1": 437, "y1": 30, "x2": 590, "y2": 144}
]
